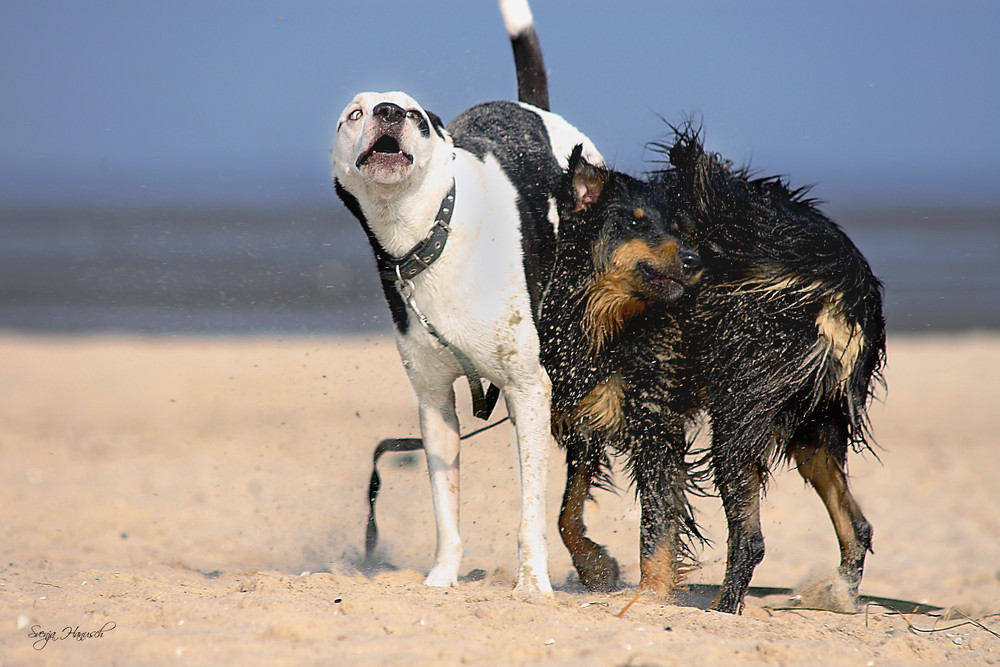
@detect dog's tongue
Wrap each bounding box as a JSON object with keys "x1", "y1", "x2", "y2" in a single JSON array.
[{"x1": 367, "y1": 151, "x2": 411, "y2": 168}]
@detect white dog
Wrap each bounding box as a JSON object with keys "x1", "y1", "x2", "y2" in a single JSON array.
[{"x1": 330, "y1": 89, "x2": 601, "y2": 594}]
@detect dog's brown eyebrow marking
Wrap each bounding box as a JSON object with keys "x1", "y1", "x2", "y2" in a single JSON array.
[{"x1": 633, "y1": 208, "x2": 644, "y2": 219}]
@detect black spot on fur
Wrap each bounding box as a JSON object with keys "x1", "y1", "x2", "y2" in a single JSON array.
[
  {"x1": 334, "y1": 179, "x2": 409, "y2": 334},
  {"x1": 447, "y1": 101, "x2": 563, "y2": 321}
]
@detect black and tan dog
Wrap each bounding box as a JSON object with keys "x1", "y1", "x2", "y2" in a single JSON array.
[
  {"x1": 499, "y1": 0, "x2": 887, "y2": 614},
  {"x1": 659, "y1": 132, "x2": 886, "y2": 614},
  {"x1": 538, "y1": 145, "x2": 705, "y2": 599},
  {"x1": 542, "y1": 136, "x2": 886, "y2": 614}
]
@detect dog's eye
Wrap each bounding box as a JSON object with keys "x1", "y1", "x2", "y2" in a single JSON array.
[
  {"x1": 347, "y1": 109, "x2": 363, "y2": 121},
  {"x1": 406, "y1": 110, "x2": 422, "y2": 121}
]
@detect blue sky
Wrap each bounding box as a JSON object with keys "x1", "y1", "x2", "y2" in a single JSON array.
[{"x1": 1, "y1": 0, "x2": 997, "y2": 207}]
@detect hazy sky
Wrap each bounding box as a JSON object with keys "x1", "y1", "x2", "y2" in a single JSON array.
[{"x1": 1, "y1": 1, "x2": 997, "y2": 207}]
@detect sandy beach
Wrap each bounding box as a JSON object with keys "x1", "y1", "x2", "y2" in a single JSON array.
[{"x1": 1, "y1": 332, "x2": 998, "y2": 665}]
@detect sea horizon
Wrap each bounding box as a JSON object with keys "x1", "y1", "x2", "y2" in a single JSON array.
[{"x1": 1, "y1": 203, "x2": 997, "y2": 336}]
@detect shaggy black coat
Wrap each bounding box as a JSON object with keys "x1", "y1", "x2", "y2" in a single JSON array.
[{"x1": 542, "y1": 131, "x2": 886, "y2": 614}]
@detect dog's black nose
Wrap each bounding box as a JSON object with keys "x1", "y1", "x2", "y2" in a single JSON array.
[
  {"x1": 373, "y1": 102, "x2": 406, "y2": 125},
  {"x1": 679, "y1": 250, "x2": 704, "y2": 281}
]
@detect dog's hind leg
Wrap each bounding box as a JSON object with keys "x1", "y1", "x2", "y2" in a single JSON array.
[
  {"x1": 710, "y1": 456, "x2": 766, "y2": 614},
  {"x1": 558, "y1": 431, "x2": 620, "y2": 591},
  {"x1": 505, "y1": 372, "x2": 556, "y2": 595},
  {"x1": 790, "y1": 415, "x2": 873, "y2": 599},
  {"x1": 418, "y1": 386, "x2": 464, "y2": 588}
]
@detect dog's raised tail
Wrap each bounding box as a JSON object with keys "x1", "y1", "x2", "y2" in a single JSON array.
[{"x1": 500, "y1": 0, "x2": 550, "y2": 111}]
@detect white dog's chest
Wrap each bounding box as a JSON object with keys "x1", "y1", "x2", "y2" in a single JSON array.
[{"x1": 392, "y1": 161, "x2": 539, "y2": 389}]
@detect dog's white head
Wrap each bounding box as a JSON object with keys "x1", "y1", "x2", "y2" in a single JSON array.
[{"x1": 331, "y1": 91, "x2": 450, "y2": 200}]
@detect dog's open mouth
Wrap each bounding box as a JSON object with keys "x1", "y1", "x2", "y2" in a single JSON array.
[
  {"x1": 637, "y1": 262, "x2": 684, "y2": 300},
  {"x1": 357, "y1": 134, "x2": 414, "y2": 169}
]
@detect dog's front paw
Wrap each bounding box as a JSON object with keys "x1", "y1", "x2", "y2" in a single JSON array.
[
  {"x1": 513, "y1": 564, "x2": 553, "y2": 597},
  {"x1": 424, "y1": 565, "x2": 459, "y2": 588},
  {"x1": 573, "y1": 545, "x2": 621, "y2": 592},
  {"x1": 788, "y1": 573, "x2": 861, "y2": 613}
]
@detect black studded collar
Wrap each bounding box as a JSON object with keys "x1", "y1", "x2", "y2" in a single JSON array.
[{"x1": 378, "y1": 180, "x2": 456, "y2": 283}]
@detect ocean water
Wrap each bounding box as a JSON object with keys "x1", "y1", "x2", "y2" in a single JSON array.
[
  {"x1": 834, "y1": 206, "x2": 1000, "y2": 331},
  {"x1": 0, "y1": 204, "x2": 997, "y2": 335}
]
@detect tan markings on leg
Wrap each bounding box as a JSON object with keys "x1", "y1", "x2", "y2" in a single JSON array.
[
  {"x1": 639, "y1": 543, "x2": 682, "y2": 599},
  {"x1": 558, "y1": 462, "x2": 591, "y2": 556},
  {"x1": 572, "y1": 373, "x2": 625, "y2": 434},
  {"x1": 633, "y1": 543, "x2": 698, "y2": 612},
  {"x1": 559, "y1": 459, "x2": 620, "y2": 591},
  {"x1": 793, "y1": 446, "x2": 867, "y2": 572}
]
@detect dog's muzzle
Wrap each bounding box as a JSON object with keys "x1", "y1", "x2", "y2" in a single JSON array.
[
  {"x1": 373, "y1": 102, "x2": 406, "y2": 125},
  {"x1": 356, "y1": 105, "x2": 415, "y2": 170},
  {"x1": 637, "y1": 245, "x2": 703, "y2": 302},
  {"x1": 356, "y1": 134, "x2": 414, "y2": 169}
]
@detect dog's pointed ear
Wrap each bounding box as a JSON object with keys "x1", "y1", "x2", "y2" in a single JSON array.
[{"x1": 567, "y1": 144, "x2": 607, "y2": 212}]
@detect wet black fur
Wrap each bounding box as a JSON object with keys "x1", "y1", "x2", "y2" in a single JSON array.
[
  {"x1": 543, "y1": 130, "x2": 886, "y2": 613},
  {"x1": 660, "y1": 127, "x2": 884, "y2": 613},
  {"x1": 539, "y1": 149, "x2": 708, "y2": 583},
  {"x1": 653, "y1": 126, "x2": 885, "y2": 472}
]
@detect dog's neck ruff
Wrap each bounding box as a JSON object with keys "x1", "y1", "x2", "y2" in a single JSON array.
[{"x1": 377, "y1": 180, "x2": 456, "y2": 283}]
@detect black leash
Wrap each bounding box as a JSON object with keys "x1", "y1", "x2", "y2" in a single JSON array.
[
  {"x1": 363, "y1": 437, "x2": 424, "y2": 565},
  {"x1": 364, "y1": 416, "x2": 510, "y2": 567}
]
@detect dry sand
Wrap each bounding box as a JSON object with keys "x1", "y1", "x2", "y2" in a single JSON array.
[{"x1": 1, "y1": 332, "x2": 998, "y2": 665}]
